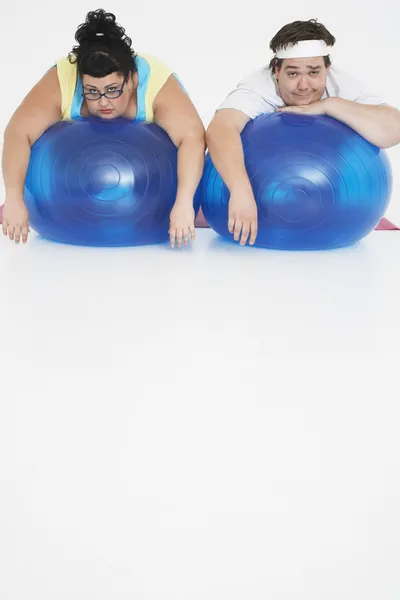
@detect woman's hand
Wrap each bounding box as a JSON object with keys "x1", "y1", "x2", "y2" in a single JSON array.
[
  {"x1": 2, "y1": 198, "x2": 30, "y2": 244},
  {"x1": 169, "y1": 200, "x2": 195, "y2": 248}
]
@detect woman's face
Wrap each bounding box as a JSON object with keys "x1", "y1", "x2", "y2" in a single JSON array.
[{"x1": 81, "y1": 71, "x2": 134, "y2": 118}]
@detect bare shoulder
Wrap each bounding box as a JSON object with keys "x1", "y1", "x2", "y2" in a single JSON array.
[
  {"x1": 6, "y1": 66, "x2": 62, "y2": 144},
  {"x1": 153, "y1": 74, "x2": 194, "y2": 112},
  {"x1": 18, "y1": 66, "x2": 61, "y2": 112},
  {"x1": 152, "y1": 75, "x2": 204, "y2": 140}
]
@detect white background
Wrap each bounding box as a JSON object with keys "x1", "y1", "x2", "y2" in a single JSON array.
[{"x1": 1, "y1": 2, "x2": 400, "y2": 599}]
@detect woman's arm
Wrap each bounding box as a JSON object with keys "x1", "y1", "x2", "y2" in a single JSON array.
[
  {"x1": 2, "y1": 67, "x2": 62, "y2": 243},
  {"x1": 153, "y1": 75, "x2": 206, "y2": 247}
]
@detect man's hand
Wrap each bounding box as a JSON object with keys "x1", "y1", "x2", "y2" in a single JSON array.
[{"x1": 277, "y1": 99, "x2": 329, "y2": 116}]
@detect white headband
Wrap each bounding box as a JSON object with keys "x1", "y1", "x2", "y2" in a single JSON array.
[{"x1": 276, "y1": 40, "x2": 331, "y2": 59}]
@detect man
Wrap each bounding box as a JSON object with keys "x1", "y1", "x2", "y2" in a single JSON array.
[{"x1": 206, "y1": 19, "x2": 400, "y2": 246}]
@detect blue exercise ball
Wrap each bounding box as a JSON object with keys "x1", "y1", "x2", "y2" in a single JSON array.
[
  {"x1": 200, "y1": 113, "x2": 392, "y2": 250},
  {"x1": 24, "y1": 118, "x2": 199, "y2": 246}
]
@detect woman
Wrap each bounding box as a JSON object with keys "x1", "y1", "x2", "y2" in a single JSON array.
[{"x1": 1, "y1": 9, "x2": 205, "y2": 247}]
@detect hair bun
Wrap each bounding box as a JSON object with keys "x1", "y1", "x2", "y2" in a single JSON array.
[{"x1": 75, "y1": 9, "x2": 130, "y2": 47}]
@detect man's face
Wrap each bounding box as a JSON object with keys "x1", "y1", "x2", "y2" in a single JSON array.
[{"x1": 275, "y1": 57, "x2": 329, "y2": 106}]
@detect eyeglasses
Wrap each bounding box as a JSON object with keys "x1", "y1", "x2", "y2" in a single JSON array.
[{"x1": 82, "y1": 78, "x2": 127, "y2": 101}]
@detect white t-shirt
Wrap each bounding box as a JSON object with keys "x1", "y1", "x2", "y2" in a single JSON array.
[{"x1": 218, "y1": 65, "x2": 385, "y2": 119}]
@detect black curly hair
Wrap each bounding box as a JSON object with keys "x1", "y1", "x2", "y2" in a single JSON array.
[
  {"x1": 68, "y1": 9, "x2": 137, "y2": 78},
  {"x1": 269, "y1": 19, "x2": 336, "y2": 74}
]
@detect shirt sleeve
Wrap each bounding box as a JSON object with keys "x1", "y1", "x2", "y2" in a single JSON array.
[
  {"x1": 56, "y1": 57, "x2": 77, "y2": 121},
  {"x1": 329, "y1": 68, "x2": 386, "y2": 105},
  {"x1": 353, "y1": 92, "x2": 386, "y2": 105},
  {"x1": 217, "y1": 87, "x2": 276, "y2": 119}
]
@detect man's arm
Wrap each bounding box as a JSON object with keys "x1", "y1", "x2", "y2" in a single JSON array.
[
  {"x1": 279, "y1": 97, "x2": 400, "y2": 149},
  {"x1": 324, "y1": 98, "x2": 400, "y2": 149},
  {"x1": 206, "y1": 109, "x2": 258, "y2": 245}
]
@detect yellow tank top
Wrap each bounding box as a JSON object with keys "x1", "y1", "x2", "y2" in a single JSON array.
[{"x1": 56, "y1": 53, "x2": 174, "y2": 122}]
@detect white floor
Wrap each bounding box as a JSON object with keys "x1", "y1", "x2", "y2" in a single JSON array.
[{"x1": 1, "y1": 227, "x2": 400, "y2": 600}]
